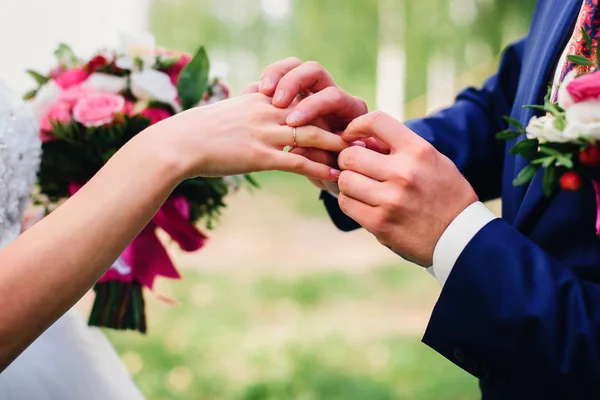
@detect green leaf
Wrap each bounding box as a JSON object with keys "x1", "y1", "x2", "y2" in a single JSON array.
[
  {"x1": 553, "y1": 115, "x2": 566, "y2": 130},
  {"x1": 495, "y1": 129, "x2": 521, "y2": 140},
  {"x1": 513, "y1": 164, "x2": 539, "y2": 186},
  {"x1": 510, "y1": 138, "x2": 539, "y2": 159},
  {"x1": 245, "y1": 174, "x2": 260, "y2": 188},
  {"x1": 523, "y1": 104, "x2": 547, "y2": 112},
  {"x1": 156, "y1": 56, "x2": 179, "y2": 69},
  {"x1": 539, "y1": 146, "x2": 561, "y2": 157},
  {"x1": 134, "y1": 57, "x2": 144, "y2": 71},
  {"x1": 557, "y1": 155, "x2": 574, "y2": 169},
  {"x1": 177, "y1": 46, "x2": 210, "y2": 110},
  {"x1": 54, "y1": 43, "x2": 76, "y2": 62},
  {"x1": 542, "y1": 164, "x2": 558, "y2": 197},
  {"x1": 532, "y1": 156, "x2": 555, "y2": 167},
  {"x1": 23, "y1": 89, "x2": 38, "y2": 101},
  {"x1": 567, "y1": 55, "x2": 595, "y2": 66},
  {"x1": 26, "y1": 69, "x2": 49, "y2": 86},
  {"x1": 582, "y1": 27, "x2": 593, "y2": 56},
  {"x1": 503, "y1": 116, "x2": 524, "y2": 131}
]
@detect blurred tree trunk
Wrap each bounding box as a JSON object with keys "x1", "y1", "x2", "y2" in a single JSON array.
[{"x1": 377, "y1": 0, "x2": 406, "y2": 119}]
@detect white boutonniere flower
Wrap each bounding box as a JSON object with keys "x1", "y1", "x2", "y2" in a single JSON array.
[
  {"x1": 525, "y1": 115, "x2": 576, "y2": 143},
  {"x1": 564, "y1": 100, "x2": 600, "y2": 140}
]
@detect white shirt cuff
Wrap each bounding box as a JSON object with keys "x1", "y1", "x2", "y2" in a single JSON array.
[{"x1": 427, "y1": 201, "x2": 497, "y2": 287}]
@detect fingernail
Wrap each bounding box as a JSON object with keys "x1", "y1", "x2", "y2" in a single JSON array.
[
  {"x1": 287, "y1": 111, "x2": 303, "y2": 124},
  {"x1": 274, "y1": 89, "x2": 286, "y2": 103},
  {"x1": 351, "y1": 140, "x2": 366, "y2": 147},
  {"x1": 330, "y1": 168, "x2": 341, "y2": 178},
  {"x1": 259, "y1": 78, "x2": 273, "y2": 92}
]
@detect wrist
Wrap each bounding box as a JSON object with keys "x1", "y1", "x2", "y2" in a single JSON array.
[{"x1": 134, "y1": 122, "x2": 193, "y2": 186}]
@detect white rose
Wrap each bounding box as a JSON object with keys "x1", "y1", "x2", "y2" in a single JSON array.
[
  {"x1": 557, "y1": 70, "x2": 577, "y2": 111},
  {"x1": 116, "y1": 32, "x2": 157, "y2": 71},
  {"x1": 564, "y1": 100, "x2": 600, "y2": 140},
  {"x1": 525, "y1": 115, "x2": 575, "y2": 143},
  {"x1": 130, "y1": 69, "x2": 178, "y2": 104},
  {"x1": 85, "y1": 73, "x2": 127, "y2": 94},
  {"x1": 28, "y1": 80, "x2": 61, "y2": 120}
]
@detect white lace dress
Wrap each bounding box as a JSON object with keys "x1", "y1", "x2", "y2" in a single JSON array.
[{"x1": 0, "y1": 81, "x2": 144, "y2": 399}]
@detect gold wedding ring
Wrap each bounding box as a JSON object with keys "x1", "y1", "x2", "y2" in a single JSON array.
[{"x1": 292, "y1": 127, "x2": 298, "y2": 147}]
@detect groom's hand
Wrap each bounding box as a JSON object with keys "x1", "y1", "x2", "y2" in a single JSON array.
[
  {"x1": 257, "y1": 58, "x2": 368, "y2": 130},
  {"x1": 337, "y1": 112, "x2": 478, "y2": 267},
  {"x1": 256, "y1": 58, "x2": 372, "y2": 193}
]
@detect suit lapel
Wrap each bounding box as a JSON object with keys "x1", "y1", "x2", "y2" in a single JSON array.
[{"x1": 512, "y1": 0, "x2": 582, "y2": 230}]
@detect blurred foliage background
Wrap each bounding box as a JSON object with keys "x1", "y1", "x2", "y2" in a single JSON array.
[{"x1": 103, "y1": 0, "x2": 537, "y2": 399}]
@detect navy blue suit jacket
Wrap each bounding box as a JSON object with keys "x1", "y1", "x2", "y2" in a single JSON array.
[{"x1": 322, "y1": 1, "x2": 600, "y2": 398}]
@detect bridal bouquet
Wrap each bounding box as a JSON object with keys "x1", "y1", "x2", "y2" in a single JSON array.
[
  {"x1": 25, "y1": 35, "x2": 255, "y2": 333},
  {"x1": 498, "y1": 29, "x2": 600, "y2": 234}
]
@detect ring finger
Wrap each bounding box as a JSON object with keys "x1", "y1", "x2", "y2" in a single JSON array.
[{"x1": 271, "y1": 125, "x2": 349, "y2": 153}]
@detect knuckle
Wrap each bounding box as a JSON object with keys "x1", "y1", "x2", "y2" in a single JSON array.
[
  {"x1": 326, "y1": 87, "x2": 344, "y2": 103},
  {"x1": 399, "y1": 165, "x2": 418, "y2": 188},
  {"x1": 369, "y1": 111, "x2": 387, "y2": 124},
  {"x1": 368, "y1": 210, "x2": 389, "y2": 233},
  {"x1": 353, "y1": 96, "x2": 368, "y2": 113},
  {"x1": 337, "y1": 170, "x2": 352, "y2": 192},
  {"x1": 381, "y1": 186, "x2": 405, "y2": 211},
  {"x1": 413, "y1": 141, "x2": 435, "y2": 161},
  {"x1": 286, "y1": 56, "x2": 303, "y2": 65},
  {"x1": 388, "y1": 191, "x2": 405, "y2": 210},
  {"x1": 338, "y1": 193, "x2": 349, "y2": 211},
  {"x1": 338, "y1": 147, "x2": 358, "y2": 169},
  {"x1": 305, "y1": 60, "x2": 324, "y2": 71},
  {"x1": 303, "y1": 127, "x2": 319, "y2": 142},
  {"x1": 289, "y1": 156, "x2": 306, "y2": 171}
]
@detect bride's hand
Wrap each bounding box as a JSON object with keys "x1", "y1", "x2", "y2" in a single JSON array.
[{"x1": 147, "y1": 93, "x2": 348, "y2": 182}]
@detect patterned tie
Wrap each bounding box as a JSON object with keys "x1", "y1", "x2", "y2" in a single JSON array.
[{"x1": 551, "y1": 0, "x2": 600, "y2": 102}]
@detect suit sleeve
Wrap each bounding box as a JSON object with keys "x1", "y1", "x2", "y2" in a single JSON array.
[
  {"x1": 423, "y1": 218, "x2": 600, "y2": 396},
  {"x1": 323, "y1": 38, "x2": 527, "y2": 232}
]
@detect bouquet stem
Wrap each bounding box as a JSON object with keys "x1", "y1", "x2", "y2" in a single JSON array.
[{"x1": 88, "y1": 281, "x2": 147, "y2": 333}]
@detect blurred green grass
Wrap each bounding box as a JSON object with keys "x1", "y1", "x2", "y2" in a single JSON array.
[
  {"x1": 250, "y1": 171, "x2": 328, "y2": 218},
  {"x1": 107, "y1": 264, "x2": 478, "y2": 399}
]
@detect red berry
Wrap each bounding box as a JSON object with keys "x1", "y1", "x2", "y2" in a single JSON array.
[
  {"x1": 560, "y1": 171, "x2": 582, "y2": 191},
  {"x1": 85, "y1": 55, "x2": 109, "y2": 72},
  {"x1": 579, "y1": 145, "x2": 600, "y2": 166}
]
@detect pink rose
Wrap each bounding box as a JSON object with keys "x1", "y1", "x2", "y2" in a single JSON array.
[
  {"x1": 73, "y1": 93, "x2": 125, "y2": 127},
  {"x1": 567, "y1": 71, "x2": 600, "y2": 103},
  {"x1": 140, "y1": 107, "x2": 171, "y2": 125},
  {"x1": 164, "y1": 54, "x2": 192, "y2": 85},
  {"x1": 59, "y1": 85, "x2": 94, "y2": 108},
  {"x1": 40, "y1": 102, "x2": 72, "y2": 133},
  {"x1": 54, "y1": 67, "x2": 89, "y2": 89}
]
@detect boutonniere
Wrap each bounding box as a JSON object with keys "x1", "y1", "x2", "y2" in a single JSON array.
[{"x1": 497, "y1": 28, "x2": 600, "y2": 234}]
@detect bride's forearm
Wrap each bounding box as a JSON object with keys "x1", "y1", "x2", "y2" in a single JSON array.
[{"x1": 0, "y1": 126, "x2": 187, "y2": 369}]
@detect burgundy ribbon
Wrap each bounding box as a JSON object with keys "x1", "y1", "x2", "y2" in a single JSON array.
[
  {"x1": 594, "y1": 181, "x2": 600, "y2": 236},
  {"x1": 69, "y1": 184, "x2": 207, "y2": 289}
]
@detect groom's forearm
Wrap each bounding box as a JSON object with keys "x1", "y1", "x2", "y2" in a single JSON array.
[{"x1": 423, "y1": 218, "x2": 600, "y2": 394}]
